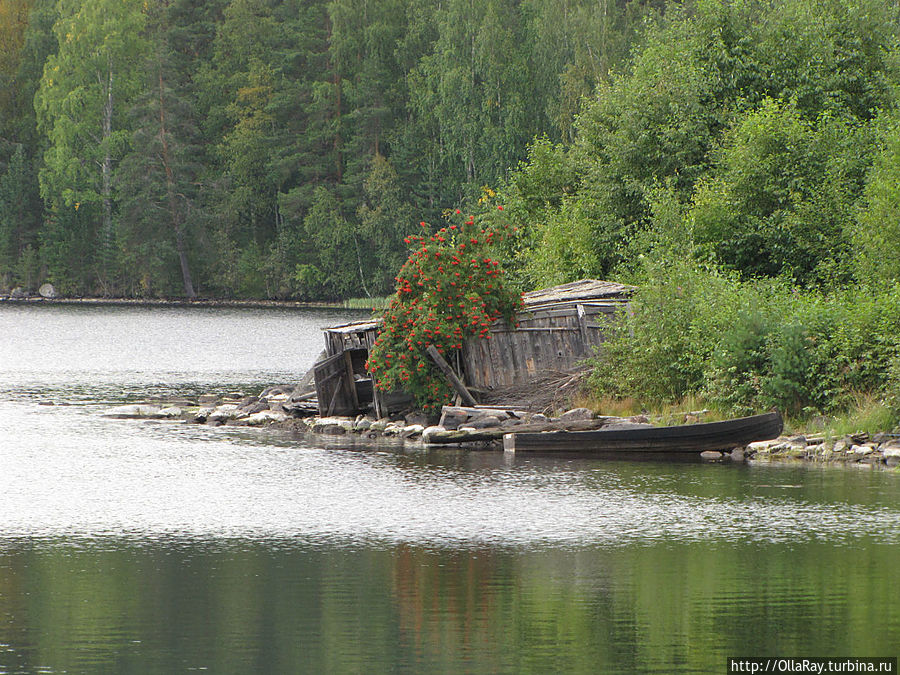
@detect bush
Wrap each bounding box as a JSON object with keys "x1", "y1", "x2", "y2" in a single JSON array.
[
  {"x1": 589, "y1": 261, "x2": 900, "y2": 419},
  {"x1": 366, "y1": 209, "x2": 521, "y2": 411}
]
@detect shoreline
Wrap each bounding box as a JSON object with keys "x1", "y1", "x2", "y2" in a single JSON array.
[
  {"x1": 97, "y1": 392, "x2": 900, "y2": 469},
  {"x1": 0, "y1": 295, "x2": 372, "y2": 311}
]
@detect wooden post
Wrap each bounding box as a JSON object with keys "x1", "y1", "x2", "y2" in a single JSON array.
[
  {"x1": 371, "y1": 373, "x2": 386, "y2": 419},
  {"x1": 426, "y1": 345, "x2": 478, "y2": 407},
  {"x1": 343, "y1": 351, "x2": 360, "y2": 411}
]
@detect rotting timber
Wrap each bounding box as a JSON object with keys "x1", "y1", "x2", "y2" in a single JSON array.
[{"x1": 307, "y1": 279, "x2": 635, "y2": 418}]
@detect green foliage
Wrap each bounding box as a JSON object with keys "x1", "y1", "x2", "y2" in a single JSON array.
[
  {"x1": 503, "y1": 0, "x2": 900, "y2": 290},
  {"x1": 691, "y1": 100, "x2": 871, "y2": 285},
  {"x1": 366, "y1": 209, "x2": 521, "y2": 411},
  {"x1": 856, "y1": 113, "x2": 900, "y2": 282},
  {"x1": 589, "y1": 261, "x2": 723, "y2": 404},
  {"x1": 590, "y1": 261, "x2": 900, "y2": 418},
  {"x1": 5, "y1": 0, "x2": 900, "y2": 302}
]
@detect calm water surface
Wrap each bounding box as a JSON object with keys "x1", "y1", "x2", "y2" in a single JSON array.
[{"x1": 0, "y1": 304, "x2": 898, "y2": 673}]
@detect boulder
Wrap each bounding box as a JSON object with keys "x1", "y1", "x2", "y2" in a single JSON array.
[
  {"x1": 38, "y1": 283, "x2": 58, "y2": 299},
  {"x1": 401, "y1": 424, "x2": 425, "y2": 438},
  {"x1": 700, "y1": 451, "x2": 723, "y2": 460},
  {"x1": 103, "y1": 404, "x2": 162, "y2": 419},
  {"x1": 198, "y1": 394, "x2": 219, "y2": 406},
  {"x1": 243, "y1": 410, "x2": 288, "y2": 426},
  {"x1": 559, "y1": 407, "x2": 593, "y2": 423},
  {"x1": 832, "y1": 438, "x2": 852, "y2": 453},
  {"x1": 193, "y1": 407, "x2": 215, "y2": 423},
  {"x1": 422, "y1": 425, "x2": 447, "y2": 443},
  {"x1": 242, "y1": 401, "x2": 269, "y2": 415},
  {"x1": 381, "y1": 423, "x2": 402, "y2": 436},
  {"x1": 10, "y1": 287, "x2": 26, "y2": 298},
  {"x1": 370, "y1": 418, "x2": 390, "y2": 432},
  {"x1": 747, "y1": 440, "x2": 778, "y2": 453},
  {"x1": 208, "y1": 404, "x2": 243, "y2": 422},
  {"x1": 157, "y1": 406, "x2": 183, "y2": 418},
  {"x1": 312, "y1": 417, "x2": 354, "y2": 433}
]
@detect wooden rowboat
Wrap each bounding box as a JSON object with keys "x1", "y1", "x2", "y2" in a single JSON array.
[{"x1": 502, "y1": 411, "x2": 783, "y2": 454}]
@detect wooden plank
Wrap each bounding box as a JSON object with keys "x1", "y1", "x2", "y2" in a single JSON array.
[
  {"x1": 426, "y1": 345, "x2": 478, "y2": 406},
  {"x1": 371, "y1": 373, "x2": 385, "y2": 419},
  {"x1": 343, "y1": 350, "x2": 360, "y2": 411},
  {"x1": 488, "y1": 326, "x2": 581, "y2": 333},
  {"x1": 314, "y1": 352, "x2": 356, "y2": 416}
]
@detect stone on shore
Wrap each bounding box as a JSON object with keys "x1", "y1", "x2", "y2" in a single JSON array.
[
  {"x1": 103, "y1": 404, "x2": 163, "y2": 419},
  {"x1": 38, "y1": 283, "x2": 58, "y2": 299},
  {"x1": 311, "y1": 417, "x2": 354, "y2": 433},
  {"x1": 243, "y1": 410, "x2": 288, "y2": 426},
  {"x1": 559, "y1": 407, "x2": 593, "y2": 423},
  {"x1": 208, "y1": 404, "x2": 242, "y2": 422},
  {"x1": 700, "y1": 451, "x2": 723, "y2": 460},
  {"x1": 401, "y1": 424, "x2": 425, "y2": 438},
  {"x1": 157, "y1": 406, "x2": 183, "y2": 418}
]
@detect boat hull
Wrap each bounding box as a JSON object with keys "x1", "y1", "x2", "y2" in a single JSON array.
[{"x1": 503, "y1": 412, "x2": 783, "y2": 454}]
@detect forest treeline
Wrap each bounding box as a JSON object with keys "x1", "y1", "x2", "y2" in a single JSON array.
[
  {"x1": 0, "y1": 0, "x2": 664, "y2": 299},
  {"x1": 2, "y1": 0, "x2": 900, "y2": 307}
]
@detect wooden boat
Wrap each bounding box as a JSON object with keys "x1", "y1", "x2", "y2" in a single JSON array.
[{"x1": 502, "y1": 411, "x2": 783, "y2": 454}]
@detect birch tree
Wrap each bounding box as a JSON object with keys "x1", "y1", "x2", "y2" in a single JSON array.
[{"x1": 35, "y1": 0, "x2": 145, "y2": 292}]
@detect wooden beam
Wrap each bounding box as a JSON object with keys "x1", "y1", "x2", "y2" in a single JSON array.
[{"x1": 426, "y1": 345, "x2": 478, "y2": 407}]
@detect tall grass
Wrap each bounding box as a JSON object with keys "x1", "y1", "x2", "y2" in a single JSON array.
[{"x1": 341, "y1": 295, "x2": 391, "y2": 311}]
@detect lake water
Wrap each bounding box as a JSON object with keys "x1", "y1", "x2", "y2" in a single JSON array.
[{"x1": 0, "y1": 303, "x2": 898, "y2": 674}]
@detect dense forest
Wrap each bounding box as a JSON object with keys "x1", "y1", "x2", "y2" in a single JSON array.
[
  {"x1": 0, "y1": 0, "x2": 899, "y2": 302},
  {"x1": 0, "y1": 0, "x2": 664, "y2": 299}
]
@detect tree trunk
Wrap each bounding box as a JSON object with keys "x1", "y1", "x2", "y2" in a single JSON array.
[
  {"x1": 100, "y1": 58, "x2": 114, "y2": 295},
  {"x1": 157, "y1": 70, "x2": 196, "y2": 298}
]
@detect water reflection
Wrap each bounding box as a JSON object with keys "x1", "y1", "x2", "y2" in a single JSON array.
[
  {"x1": 2, "y1": 304, "x2": 899, "y2": 674},
  {"x1": 0, "y1": 539, "x2": 897, "y2": 674}
]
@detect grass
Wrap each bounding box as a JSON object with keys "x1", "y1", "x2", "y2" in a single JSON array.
[
  {"x1": 817, "y1": 393, "x2": 898, "y2": 439},
  {"x1": 570, "y1": 392, "x2": 730, "y2": 425},
  {"x1": 572, "y1": 389, "x2": 899, "y2": 437},
  {"x1": 342, "y1": 295, "x2": 391, "y2": 311}
]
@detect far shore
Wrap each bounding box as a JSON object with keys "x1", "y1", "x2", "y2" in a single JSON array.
[{"x1": 0, "y1": 294, "x2": 373, "y2": 311}]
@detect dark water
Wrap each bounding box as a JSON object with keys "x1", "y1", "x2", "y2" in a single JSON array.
[{"x1": 1, "y1": 304, "x2": 898, "y2": 673}]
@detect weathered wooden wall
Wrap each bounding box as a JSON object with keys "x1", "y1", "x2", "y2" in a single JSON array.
[{"x1": 462, "y1": 302, "x2": 623, "y2": 389}]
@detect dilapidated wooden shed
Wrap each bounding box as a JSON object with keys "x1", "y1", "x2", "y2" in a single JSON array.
[
  {"x1": 461, "y1": 279, "x2": 633, "y2": 391},
  {"x1": 312, "y1": 279, "x2": 633, "y2": 416}
]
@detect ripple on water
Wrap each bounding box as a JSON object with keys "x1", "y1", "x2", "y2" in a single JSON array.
[{"x1": 1, "y1": 400, "x2": 899, "y2": 550}]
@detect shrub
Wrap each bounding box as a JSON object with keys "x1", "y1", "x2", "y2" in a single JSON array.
[
  {"x1": 589, "y1": 261, "x2": 900, "y2": 420},
  {"x1": 365, "y1": 209, "x2": 522, "y2": 411}
]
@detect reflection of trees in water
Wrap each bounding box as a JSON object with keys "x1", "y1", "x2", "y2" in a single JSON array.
[{"x1": 390, "y1": 544, "x2": 631, "y2": 671}]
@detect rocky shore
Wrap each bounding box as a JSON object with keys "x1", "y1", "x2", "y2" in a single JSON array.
[
  {"x1": 100, "y1": 390, "x2": 900, "y2": 468},
  {"x1": 741, "y1": 433, "x2": 900, "y2": 468}
]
